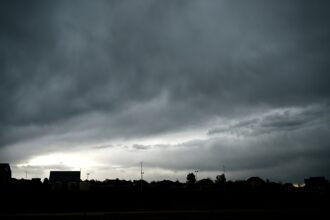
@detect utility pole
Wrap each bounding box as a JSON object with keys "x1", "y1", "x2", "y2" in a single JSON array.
[
  {"x1": 222, "y1": 165, "x2": 226, "y2": 194},
  {"x1": 140, "y1": 161, "x2": 144, "y2": 192},
  {"x1": 25, "y1": 170, "x2": 28, "y2": 179},
  {"x1": 86, "y1": 173, "x2": 90, "y2": 180}
]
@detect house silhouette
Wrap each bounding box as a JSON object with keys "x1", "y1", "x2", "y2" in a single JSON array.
[
  {"x1": 49, "y1": 171, "x2": 80, "y2": 182},
  {"x1": 0, "y1": 163, "x2": 11, "y2": 183},
  {"x1": 49, "y1": 171, "x2": 81, "y2": 191},
  {"x1": 304, "y1": 177, "x2": 329, "y2": 192}
]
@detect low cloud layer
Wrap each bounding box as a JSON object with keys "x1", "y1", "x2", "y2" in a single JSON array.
[{"x1": 1, "y1": 0, "x2": 330, "y2": 182}]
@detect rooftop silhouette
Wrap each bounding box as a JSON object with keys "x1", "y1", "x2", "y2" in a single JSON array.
[{"x1": 0, "y1": 163, "x2": 329, "y2": 219}]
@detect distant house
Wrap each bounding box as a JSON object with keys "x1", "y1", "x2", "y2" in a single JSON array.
[
  {"x1": 0, "y1": 163, "x2": 11, "y2": 183},
  {"x1": 304, "y1": 177, "x2": 329, "y2": 192},
  {"x1": 197, "y1": 178, "x2": 214, "y2": 190},
  {"x1": 49, "y1": 171, "x2": 81, "y2": 191},
  {"x1": 246, "y1": 176, "x2": 265, "y2": 187},
  {"x1": 49, "y1": 171, "x2": 80, "y2": 182}
]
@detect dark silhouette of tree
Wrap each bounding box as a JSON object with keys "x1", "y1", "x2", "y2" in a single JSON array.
[
  {"x1": 186, "y1": 172, "x2": 196, "y2": 185},
  {"x1": 215, "y1": 174, "x2": 226, "y2": 192},
  {"x1": 215, "y1": 174, "x2": 226, "y2": 185}
]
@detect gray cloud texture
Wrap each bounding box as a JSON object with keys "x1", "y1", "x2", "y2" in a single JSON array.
[{"x1": 1, "y1": 0, "x2": 330, "y2": 182}]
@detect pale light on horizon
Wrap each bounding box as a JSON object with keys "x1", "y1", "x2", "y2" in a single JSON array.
[{"x1": 16, "y1": 153, "x2": 102, "y2": 170}]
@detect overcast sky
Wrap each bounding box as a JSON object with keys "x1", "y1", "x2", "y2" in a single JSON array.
[{"x1": 1, "y1": 0, "x2": 330, "y2": 183}]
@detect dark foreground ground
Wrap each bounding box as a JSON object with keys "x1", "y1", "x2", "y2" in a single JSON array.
[
  {"x1": 0, "y1": 209, "x2": 326, "y2": 220},
  {"x1": 0, "y1": 188, "x2": 328, "y2": 219}
]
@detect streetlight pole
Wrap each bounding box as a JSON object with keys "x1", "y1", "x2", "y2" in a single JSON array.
[{"x1": 194, "y1": 170, "x2": 199, "y2": 182}]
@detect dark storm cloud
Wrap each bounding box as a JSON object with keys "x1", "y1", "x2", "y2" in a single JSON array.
[
  {"x1": 1, "y1": 0, "x2": 330, "y2": 180},
  {"x1": 131, "y1": 144, "x2": 151, "y2": 151},
  {"x1": 144, "y1": 110, "x2": 330, "y2": 181},
  {"x1": 208, "y1": 104, "x2": 330, "y2": 136},
  {"x1": 92, "y1": 144, "x2": 113, "y2": 150}
]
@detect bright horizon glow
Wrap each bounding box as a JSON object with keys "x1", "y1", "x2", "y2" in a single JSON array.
[{"x1": 17, "y1": 153, "x2": 101, "y2": 170}]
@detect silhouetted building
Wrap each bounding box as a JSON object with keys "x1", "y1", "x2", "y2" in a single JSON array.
[
  {"x1": 49, "y1": 171, "x2": 81, "y2": 191},
  {"x1": 49, "y1": 171, "x2": 80, "y2": 182},
  {"x1": 197, "y1": 178, "x2": 214, "y2": 190},
  {"x1": 246, "y1": 177, "x2": 265, "y2": 187},
  {"x1": 0, "y1": 163, "x2": 11, "y2": 183},
  {"x1": 304, "y1": 177, "x2": 329, "y2": 192}
]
